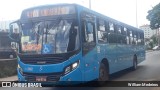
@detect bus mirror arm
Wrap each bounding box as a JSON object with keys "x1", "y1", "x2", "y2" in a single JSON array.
[
  {"x1": 9, "y1": 20, "x2": 20, "y2": 42},
  {"x1": 9, "y1": 33, "x2": 20, "y2": 42}
]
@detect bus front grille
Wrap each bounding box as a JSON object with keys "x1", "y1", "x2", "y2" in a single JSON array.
[
  {"x1": 23, "y1": 72, "x2": 62, "y2": 82},
  {"x1": 20, "y1": 57, "x2": 65, "y2": 65}
]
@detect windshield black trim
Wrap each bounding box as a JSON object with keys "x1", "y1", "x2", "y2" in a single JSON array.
[
  {"x1": 18, "y1": 49, "x2": 80, "y2": 65},
  {"x1": 20, "y1": 14, "x2": 77, "y2": 23}
]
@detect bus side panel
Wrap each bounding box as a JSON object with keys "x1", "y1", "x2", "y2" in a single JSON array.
[
  {"x1": 137, "y1": 45, "x2": 146, "y2": 64},
  {"x1": 116, "y1": 44, "x2": 133, "y2": 71},
  {"x1": 106, "y1": 44, "x2": 134, "y2": 74},
  {"x1": 82, "y1": 48, "x2": 99, "y2": 81},
  {"x1": 105, "y1": 44, "x2": 121, "y2": 74}
]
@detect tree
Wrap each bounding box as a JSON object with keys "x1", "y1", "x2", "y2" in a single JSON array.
[
  {"x1": 146, "y1": 3, "x2": 160, "y2": 29},
  {"x1": 150, "y1": 35, "x2": 157, "y2": 45}
]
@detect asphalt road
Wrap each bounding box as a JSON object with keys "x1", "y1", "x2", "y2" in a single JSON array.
[{"x1": 1, "y1": 51, "x2": 160, "y2": 90}]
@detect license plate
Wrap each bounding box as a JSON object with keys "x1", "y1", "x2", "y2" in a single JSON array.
[{"x1": 36, "y1": 76, "x2": 47, "y2": 81}]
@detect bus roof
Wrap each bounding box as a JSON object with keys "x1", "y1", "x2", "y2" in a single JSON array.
[
  {"x1": 75, "y1": 4, "x2": 143, "y2": 33},
  {"x1": 20, "y1": 3, "x2": 143, "y2": 33}
]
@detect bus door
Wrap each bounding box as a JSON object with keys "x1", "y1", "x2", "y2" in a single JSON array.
[{"x1": 81, "y1": 14, "x2": 98, "y2": 81}]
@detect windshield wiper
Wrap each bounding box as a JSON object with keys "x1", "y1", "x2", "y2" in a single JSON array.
[
  {"x1": 36, "y1": 25, "x2": 40, "y2": 45},
  {"x1": 39, "y1": 17, "x2": 63, "y2": 54},
  {"x1": 43, "y1": 16, "x2": 62, "y2": 44}
]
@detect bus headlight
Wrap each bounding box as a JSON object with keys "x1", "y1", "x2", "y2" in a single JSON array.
[
  {"x1": 64, "y1": 60, "x2": 79, "y2": 75},
  {"x1": 17, "y1": 64, "x2": 20, "y2": 68},
  {"x1": 18, "y1": 64, "x2": 23, "y2": 75},
  {"x1": 72, "y1": 62, "x2": 78, "y2": 69}
]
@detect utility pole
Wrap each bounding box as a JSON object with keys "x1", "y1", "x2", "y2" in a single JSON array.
[
  {"x1": 89, "y1": 0, "x2": 91, "y2": 9},
  {"x1": 158, "y1": 28, "x2": 160, "y2": 46},
  {"x1": 135, "y1": 0, "x2": 138, "y2": 28}
]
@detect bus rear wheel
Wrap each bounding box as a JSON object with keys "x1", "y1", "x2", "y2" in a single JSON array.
[{"x1": 98, "y1": 63, "x2": 109, "y2": 83}]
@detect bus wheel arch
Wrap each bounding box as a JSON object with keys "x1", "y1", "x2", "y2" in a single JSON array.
[
  {"x1": 132, "y1": 54, "x2": 138, "y2": 70},
  {"x1": 98, "y1": 59, "x2": 109, "y2": 81}
]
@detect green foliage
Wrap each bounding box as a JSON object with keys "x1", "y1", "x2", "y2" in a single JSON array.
[
  {"x1": 150, "y1": 35, "x2": 157, "y2": 44},
  {"x1": 146, "y1": 3, "x2": 160, "y2": 29},
  {"x1": 149, "y1": 41, "x2": 154, "y2": 49},
  {"x1": 146, "y1": 35, "x2": 158, "y2": 50}
]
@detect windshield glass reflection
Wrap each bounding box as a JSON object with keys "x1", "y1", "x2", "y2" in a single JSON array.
[{"x1": 21, "y1": 19, "x2": 79, "y2": 54}]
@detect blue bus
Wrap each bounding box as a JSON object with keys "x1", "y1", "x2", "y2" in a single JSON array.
[{"x1": 9, "y1": 4, "x2": 145, "y2": 83}]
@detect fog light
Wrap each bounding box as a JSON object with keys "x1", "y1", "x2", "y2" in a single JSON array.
[{"x1": 65, "y1": 66, "x2": 71, "y2": 74}]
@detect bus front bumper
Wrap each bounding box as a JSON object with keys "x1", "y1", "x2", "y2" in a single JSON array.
[{"x1": 17, "y1": 67, "x2": 83, "y2": 85}]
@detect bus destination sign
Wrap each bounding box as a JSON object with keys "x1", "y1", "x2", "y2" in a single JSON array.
[{"x1": 23, "y1": 5, "x2": 75, "y2": 18}]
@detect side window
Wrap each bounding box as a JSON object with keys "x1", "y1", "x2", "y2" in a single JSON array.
[
  {"x1": 122, "y1": 27, "x2": 127, "y2": 44},
  {"x1": 82, "y1": 19, "x2": 96, "y2": 55},
  {"x1": 108, "y1": 22, "x2": 117, "y2": 43},
  {"x1": 82, "y1": 20, "x2": 95, "y2": 44},
  {"x1": 109, "y1": 23, "x2": 114, "y2": 32},
  {"x1": 97, "y1": 19, "x2": 107, "y2": 43},
  {"x1": 84, "y1": 22, "x2": 94, "y2": 43},
  {"x1": 126, "y1": 29, "x2": 130, "y2": 45},
  {"x1": 129, "y1": 30, "x2": 133, "y2": 45},
  {"x1": 132, "y1": 31, "x2": 137, "y2": 45},
  {"x1": 116, "y1": 25, "x2": 124, "y2": 44},
  {"x1": 137, "y1": 33, "x2": 141, "y2": 45},
  {"x1": 140, "y1": 33, "x2": 144, "y2": 45},
  {"x1": 117, "y1": 26, "x2": 122, "y2": 34}
]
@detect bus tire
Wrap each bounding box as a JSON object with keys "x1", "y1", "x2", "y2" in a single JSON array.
[
  {"x1": 132, "y1": 56, "x2": 137, "y2": 70},
  {"x1": 98, "y1": 63, "x2": 109, "y2": 85}
]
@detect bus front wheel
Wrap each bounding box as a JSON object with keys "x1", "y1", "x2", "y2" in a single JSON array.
[{"x1": 98, "y1": 63, "x2": 109, "y2": 81}]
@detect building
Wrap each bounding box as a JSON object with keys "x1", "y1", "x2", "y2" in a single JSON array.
[
  {"x1": 139, "y1": 24, "x2": 156, "y2": 39},
  {"x1": 0, "y1": 20, "x2": 14, "y2": 32}
]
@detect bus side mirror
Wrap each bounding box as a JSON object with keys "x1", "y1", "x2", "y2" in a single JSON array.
[
  {"x1": 10, "y1": 25, "x2": 14, "y2": 34},
  {"x1": 9, "y1": 24, "x2": 20, "y2": 42},
  {"x1": 9, "y1": 33, "x2": 20, "y2": 42}
]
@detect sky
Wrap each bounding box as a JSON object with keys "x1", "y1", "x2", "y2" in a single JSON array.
[{"x1": 0, "y1": 0, "x2": 159, "y2": 28}]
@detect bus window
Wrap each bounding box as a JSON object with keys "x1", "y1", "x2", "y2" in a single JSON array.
[
  {"x1": 109, "y1": 22, "x2": 114, "y2": 32},
  {"x1": 108, "y1": 22, "x2": 117, "y2": 43},
  {"x1": 137, "y1": 33, "x2": 141, "y2": 45},
  {"x1": 129, "y1": 30, "x2": 133, "y2": 45},
  {"x1": 116, "y1": 25, "x2": 124, "y2": 44},
  {"x1": 82, "y1": 20, "x2": 96, "y2": 55},
  {"x1": 117, "y1": 26, "x2": 122, "y2": 34},
  {"x1": 85, "y1": 23, "x2": 94, "y2": 42},
  {"x1": 97, "y1": 19, "x2": 107, "y2": 43},
  {"x1": 105, "y1": 21, "x2": 110, "y2": 32},
  {"x1": 137, "y1": 32, "x2": 144, "y2": 45},
  {"x1": 140, "y1": 33, "x2": 144, "y2": 45},
  {"x1": 133, "y1": 31, "x2": 137, "y2": 45},
  {"x1": 126, "y1": 29, "x2": 130, "y2": 44},
  {"x1": 121, "y1": 27, "x2": 127, "y2": 44}
]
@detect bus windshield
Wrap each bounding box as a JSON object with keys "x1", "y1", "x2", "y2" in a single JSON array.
[{"x1": 21, "y1": 19, "x2": 79, "y2": 55}]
